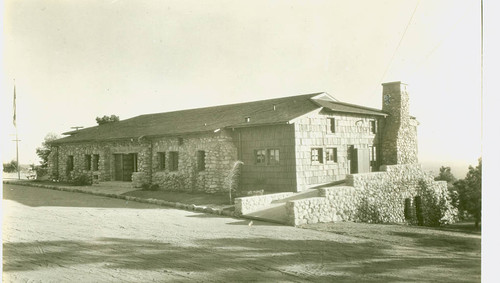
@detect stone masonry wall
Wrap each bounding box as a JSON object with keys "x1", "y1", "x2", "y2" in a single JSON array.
[
  {"x1": 50, "y1": 130, "x2": 237, "y2": 193},
  {"x1": 294, "y1": 108, "x2": 382, "y2": 191},
  {"x1": 150, "y1": 130, "x2": 237, "y2": 193},
  {"x1": 286, "y1": 164, "x2": 456, "y2": 226},
  {"x1": 52, "y1": 139, "x2": 151, "y2": 183},
  {"x1": 381, "y1": 82, "x2": 418, "y2": 165}
]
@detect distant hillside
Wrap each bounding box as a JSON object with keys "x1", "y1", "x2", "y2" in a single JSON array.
[{"x1": 420, "y1": 160, "x2": 472, "y2": 179}]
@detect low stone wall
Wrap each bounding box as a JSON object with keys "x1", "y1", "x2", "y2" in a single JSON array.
[
  {"x1": 132, "y1": 172, "x2": 149, "y2": 188},
  {"x1": 235, "y1": 192, "x2": 294, "y2": 215},
  {"x1": 286, "y1": 164, "x2": 457, "y2": 226},
  {"x1": 286, "y1": 197, "x2": 330, "y2": 226},
  {"x1": 320, "y1": 186, "x2": 361, "y2": 222}
]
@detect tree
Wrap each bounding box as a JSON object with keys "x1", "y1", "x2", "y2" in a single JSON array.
[
  {"x1": 435, "y1": 166, "x2": 459, "y2": 210},
  {"x1": 2, "y1": 160, "x2": 18, "y2": 173},
  {"x1": 454, "y1": 158, "x2": 482, "y2": 229},
  {"x1": 96, "y1": 115, "x2": 120, "y2": 125},
  {"x1": 435, "y1": 166, "x2": 457, "y2": 186},
  {"x1": 36, "y1": 133, "x2": 59, "y2": 168}
]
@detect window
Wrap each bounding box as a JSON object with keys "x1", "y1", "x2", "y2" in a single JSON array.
[
  {"x1": 369, "y1": 145, "x2": 378, "y2": 170},
  {"x1": 370, "y1": 120, "x2": 377, "y2": 134},
  {"x1": 168, "y1": 151, "x2": 179, "y2": 171},
  {"x1": 157, "y1": 152, "x2": 166, "y2": 170},
  {"x1": 369, "y1": 146, "x2": 377, "y2": 162},
  {"x1": 132, "y1": 153, "x2": 138, "y2": 172},
  {"x1": 267, "y1": 149, "x2": 280, "y2": 165},
  {"x1": 311, "y1": 148, "x2": 323, "y2": 163},
  {"x1": 178, "y1": 137, "x2": 184, "y2": 145},
  {"x1": 92, "y1": 154, "x2": 99, "y2": 171},
  {"x1": 84, "y1": 155, "x2": 91, "y2": 170},
  {"x1": 197, "y1": 150, "x2": 206, "y2": 171},
  {"x1": 326, "y1": 148, "x2": 338, "y2": 162},
  {"x1": 255, "y1": 149, "x2": 266, "y2": 164},
  {"x1": 328, "y1": 118, "x2": 336, "y2": 133},
  {"x1": 67, "y1": 155, "x2": 74, "y2": 171}
]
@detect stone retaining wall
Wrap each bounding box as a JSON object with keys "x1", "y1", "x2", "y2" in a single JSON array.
[
  {"x1": 235, "y1": 192, "x2": 294, "y2": 215},
  {"x1": 286, "y1": 164, "x2": 456, "y2": 226}
]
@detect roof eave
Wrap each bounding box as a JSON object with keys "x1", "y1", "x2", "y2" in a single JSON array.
[{"x1": 228, "y1": 121, "x2": 290, "y2": 129}]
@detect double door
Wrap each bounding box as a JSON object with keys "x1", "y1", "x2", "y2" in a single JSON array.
[{"x1": 114, "y1": 153, "x2": 138, "y2": 181}]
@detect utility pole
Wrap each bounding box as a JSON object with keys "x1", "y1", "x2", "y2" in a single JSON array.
[
  {"x1": 13, "y1": 136, "x2": 21, "y2": 180},
  {"x1": 13, "y1": 80, "x2": 21, "y2": 179}
]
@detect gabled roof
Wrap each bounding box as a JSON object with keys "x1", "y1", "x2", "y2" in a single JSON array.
[
  {"x1": 51, "y1": 92, "x2": 387, "y2": 144},
  {"x1": 313, "y1": 99, "x2": 388, "y2": 117}
]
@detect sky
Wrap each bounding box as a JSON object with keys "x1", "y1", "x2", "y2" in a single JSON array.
[{"x1": 1, "y1": 0, "x2": 481, "y2": 177}]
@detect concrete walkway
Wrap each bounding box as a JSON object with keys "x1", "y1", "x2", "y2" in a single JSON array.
[{"x1": 77, "y1": 181, "x2": 137, "y2": 195}]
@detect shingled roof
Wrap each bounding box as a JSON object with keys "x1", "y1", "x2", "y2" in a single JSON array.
[{"x1": 51, "y1": 92, "x2": 387, "y2": 144}]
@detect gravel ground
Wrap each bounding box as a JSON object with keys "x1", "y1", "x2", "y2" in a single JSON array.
[{"x1": 2, "y1": 184, "x2": 480, "y2": 282}]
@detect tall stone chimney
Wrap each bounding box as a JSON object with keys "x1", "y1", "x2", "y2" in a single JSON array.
[{"x1": 380, "y1": 81, "x2": 418, "y2": 165}]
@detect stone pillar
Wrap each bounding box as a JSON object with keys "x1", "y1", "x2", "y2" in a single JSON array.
[
  {"x1": 48, "y1": 146, "x2": 59, "y2": 180},
  {"x1": 380, "y1": 81, "x2": 418, "y2": 165}
]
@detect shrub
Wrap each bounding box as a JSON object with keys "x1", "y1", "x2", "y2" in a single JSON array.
[
  {"x1": 152, "y1": 172, "x2": 187, "y2": 191},
  {"x1": 226, "y1": 161, "x2": 244, "y2": 192},
  {"x1": 141, "y1": 183, "x2": 160, "y2": 191},
  {"x1": 414, "y1": 196, "x2": 424, "y2": 226},
  {"x1": 404, "y1": 198, "x2": 417, "y2": 224},
  {"x1": 132, "y1": 172, "x2": 149, "y2": 188},
  {"x1": 71, "y1": 175, "x2": 91, "y2": 186},
  {"x1": 225, "y1": 160, "x2": 244, "y2": 204},
  {"x1": 418, "y1": 180, "x2": 458, "y2": 226},
  {"x1": 35, "y1": 167, "x2": 48, "y2": 179}
]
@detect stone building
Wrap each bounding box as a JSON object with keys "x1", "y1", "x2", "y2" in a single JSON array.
[{"x1": 48, "y1": 81, "x2": 418, "y2": 193}]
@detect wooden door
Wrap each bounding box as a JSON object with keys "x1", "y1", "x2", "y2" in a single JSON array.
[
  {"x1": 122, "y1": 154, "x2": 135, "y2": 182},
  {"x1": 356, "y1": 148, "x2": 370, "y2": 173},
  {"x1": 348, "y1": 145, "x2": 357, "y2": 174}
]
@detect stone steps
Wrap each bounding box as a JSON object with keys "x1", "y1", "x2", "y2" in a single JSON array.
[{"x1": 272, "y1": 189, "x2": 320, "y2": 203}]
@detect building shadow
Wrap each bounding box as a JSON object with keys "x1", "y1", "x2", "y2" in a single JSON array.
[
  {"x1": 3, "y1": 236, "x2": 481, "y2": 282},
  {"x1": 2, "y1": 185, "x2": 169, "y2": 210}
]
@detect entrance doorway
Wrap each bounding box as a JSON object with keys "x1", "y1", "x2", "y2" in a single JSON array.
[
  {"x1": 348, "y1": 145, "x2": 357, "y2": 174},
  {"x1": 114, "y1": 153, "x2": 138, "y2": 181},
  {"x1": 347, "y1": 146, "x2": 370, "y2": 174}
]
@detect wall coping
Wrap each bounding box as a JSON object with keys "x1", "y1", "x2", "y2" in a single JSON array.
[
  {"x1": 288, "y1": 197, "x2": 327, "y2": 204},
  {"x1": 235, "y1": 192, "x2": 294, "y2": 201}
]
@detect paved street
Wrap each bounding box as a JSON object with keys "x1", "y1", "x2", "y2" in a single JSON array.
[{"x1": 3, "y1": 184, "x2": 480, "y2": 282}]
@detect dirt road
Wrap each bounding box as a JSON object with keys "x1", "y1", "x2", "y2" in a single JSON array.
[{"x1": 2, "y1": 184, "x2": 480, "y2": 282}]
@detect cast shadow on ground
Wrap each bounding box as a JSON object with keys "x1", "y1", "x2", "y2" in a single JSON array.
[
  {"x1": 185, "y1": 213, "x2": 281, "y2": 226},
  {"x1": 390, "y1": 231, "x2": 481, "y2": 252},
  {"x1": 3, "y1": 235, "x2": 481, "y2": 282},
  {"x1": 2, "y1": 186, "x2": 170, "y2": 210}
]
